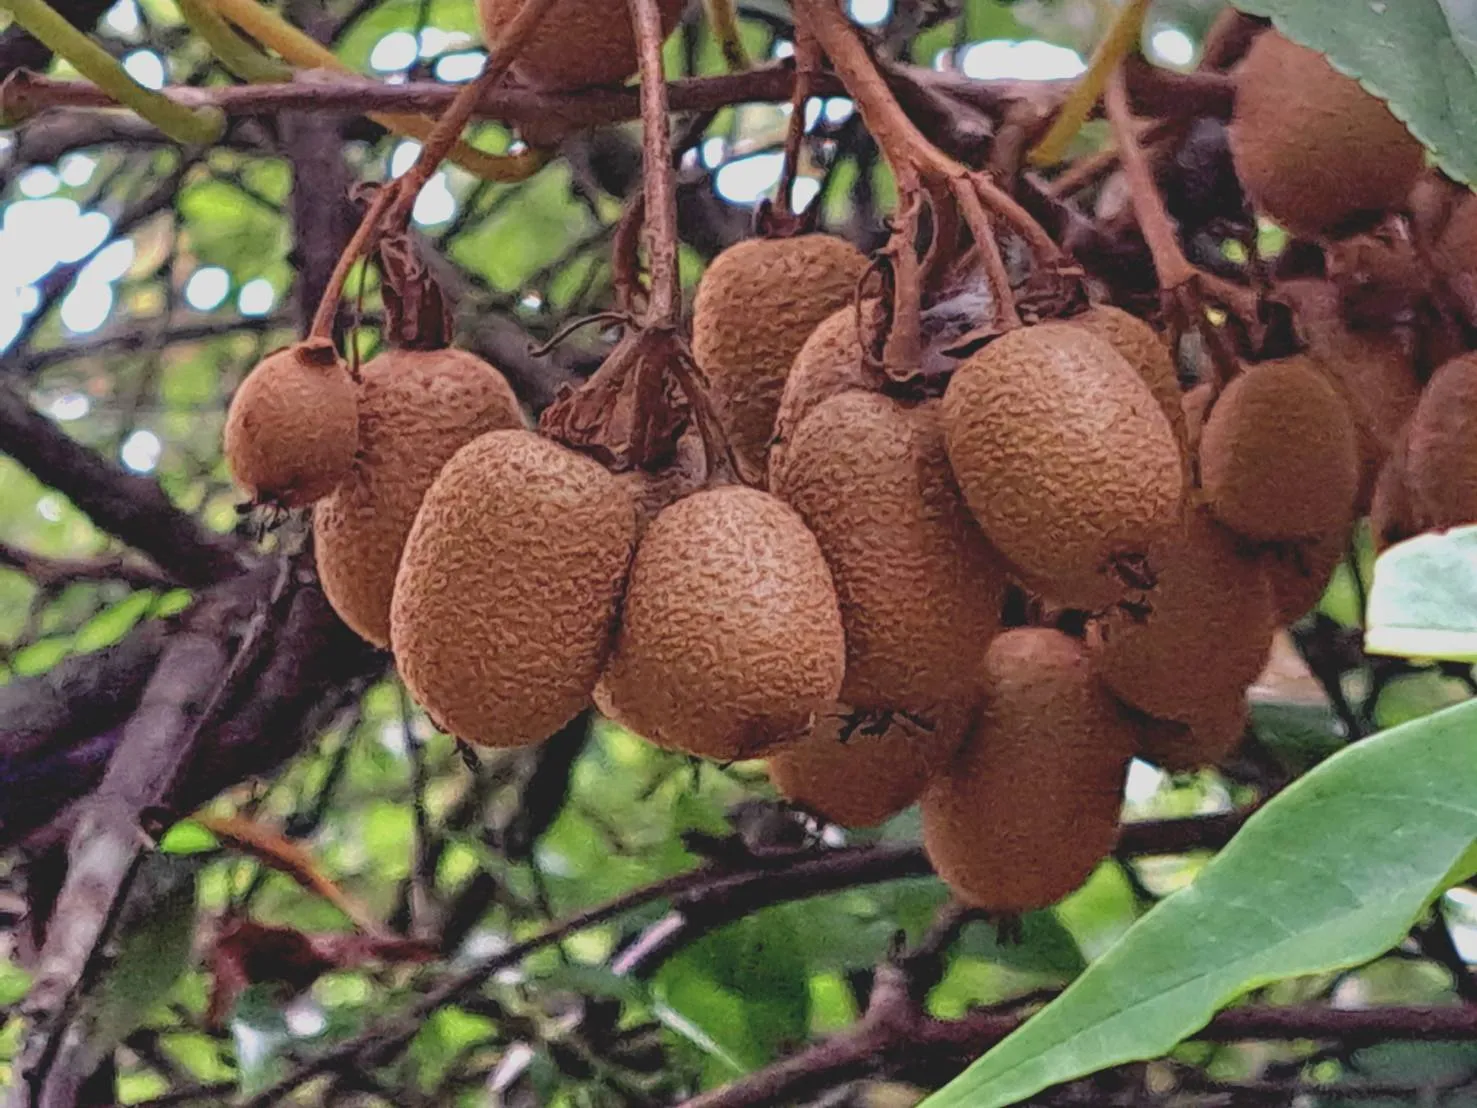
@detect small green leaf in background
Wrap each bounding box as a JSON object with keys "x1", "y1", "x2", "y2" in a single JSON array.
[
  {"x1": 921, "y1": 698, "x2": 1477, "y2": 1108},
  {"x1": 1367, "y1": 525, "x2": 1477, "y2": 661},
  {"x1": 1228, "y1": 0, "x2": 1477, "y2": 184}
]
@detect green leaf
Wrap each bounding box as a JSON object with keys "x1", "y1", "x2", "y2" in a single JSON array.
[
  {"x1": 1228, "y1": 0, "x2": 1477, "y2": 184},
  {"x1": 921, "y1": 698, "x2": 1477, "y2": 1108},
  {"x1": 1367, "y1": 525, "x2": 1477, "y2": 660}
]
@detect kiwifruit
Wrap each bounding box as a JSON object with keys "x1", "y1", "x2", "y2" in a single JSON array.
[
  {"x1": 1071, "y1": 304, "x2": 1187, "y2": 449},
  {"x1": 1181, "y1": 381, "x2": 1215, "y2": 461},
  {"x1": 1370, "y1": 422, "x2": 1419, "y2": 552},
  {"x1": 313, "y1": 348, "x2": 524, "y2": 648},
  {"x1": 1262, "y1": 523, "x2": 1350, "y2": 625},
  {"x1": 1431, "y1": 192, "x2": 1477, "y2": 325},
  {"x1": 1228, "y1": 30, "x2": 1425, "y2": 237},
  {"x1": 476, "y1": 0, "x2": 686, "y2": 92},
  {"x1": 223, "y1": 339, "x2": 358, "y2": 508},
  {"x1": 769, "y1": 303, "x2": 883, "y2": 485},
  {"x1": 920, "y1": 628, "x2": 1135, "y2": 912},
  {"x1": 596, "y1": 485, "x2": 846, "y2": 762},
  {"x1": 772, "y1": 391, "x2": 1005, "y2": 715},
  {"x1": 1276, "y1": 278, "x2": 1421, "y2": 507},
  {"x1": 1407, "y1": 353, "x2": 1477, "y2": 529},
  {"x1": 1133, "y1": 693, "x2": 1249, "y2": 772},
  {"x1": 692, "y1": 235, "x2": 869, "y2": 479},
  {"x1": 390, "y1": 429, "x2": 637, "y2": 747},
  {"x1": 767, "y1": 704, "x2": 967, "y2": 829},
  {"x1": 1097, "y1": 508, "x2": 1276, "y2": 726},
  {"x1": 1199, "y1": 356, "x2": 1359, "y2": 543},
  {"x1": 940, "y1": 322, "x2": 1184, "y2": 608}
]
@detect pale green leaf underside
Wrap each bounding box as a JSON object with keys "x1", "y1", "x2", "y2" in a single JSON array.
[{"x1": 1367, "y1": 525, "x2": 1477, "y2": 661}]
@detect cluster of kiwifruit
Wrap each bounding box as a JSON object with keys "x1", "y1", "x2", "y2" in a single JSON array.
[{"x1": 218, "y1": 24, "x2": 1477, "y2": 918}]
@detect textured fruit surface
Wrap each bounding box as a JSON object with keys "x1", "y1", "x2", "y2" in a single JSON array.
[
  {"x1": 617, "y1": 428, "x2": 707, "y2": 538},
  {"x1": 1371, "y1": 422, "x2": 1419, "y2": 552},
  {"x1": 769, "y1": 304, "x2": 881, "y2": 485},
  {"x1": 693, "y1": 236, "x2": 869, "y2": 479},
  {"x1": 1263, "y1": 524, "x2": 1350, "y2": 624},
  {"x1": 1199, "y1": 356, "x2": 1359, "y2": 542},
  {"x1": 1071, "y1": 304, "x2": 1186, "y2": 448},
  {"x1": 1278, "y1": 278, "x2": 1421, "y2": 507},
  {"x1": 1407, "y1": 353, "x2": 1477, "y2": 529},
  {"x1": 476, "y1": 0, "x2": 685, "y2": 91},
  {"x1": 597, "y1": 485, "x2": 846, "y2": 761},
  {"x1": 1432, "y1": 192, "x2": 1477, "y2": 325},
  {"x1": 773, "y1": 391, "x2": 1005, "y2": 714},
  {"x1": 941, "y1": 322, "x2": 1184, "y2": 607},
  {"x1": 1098, "y1": 509, "x2": 1276, "y2": 725},
  {"x1": 1229, "y1": 30, "x2": 1424, "y2": 236},
  {"x1": 768, "y1": 705, "x2": 966, "y2": 829},
  {"x1": 390, "y1": 429, "x2": 637, "y2": 747},
  {"x1": 1133, "y1": 693, "x2": 1248, "y2": 772},
  {"x1": 223, "y1": 340, "x2": 358, "y2": 507},
  {"x1": 314, "y1": 348, "x2": 524, "y2": 647},
  {"x1": 1182, "y1": 381, "x2": 1214, "y2": 461},
  {"x1": 921, "y1": 629, "x2": 1135, "y2": 912}
]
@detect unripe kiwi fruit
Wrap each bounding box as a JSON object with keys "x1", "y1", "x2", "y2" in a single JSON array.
[
  {"x1": 1097, "y1": 508, "x2": 1276, "y2": 726},
  {"x1": 1071, "y1": 305, "x2": 1187, "y2": 449},
  {"x1": 940, "y1": 322, "x2": 1184, "y2": 608},
  {"x1": 476, "y1": 0, "x2": 686, "y2": 92},
  {"x1": 1228, "y1": 30, "x2": 1425, "y2": 237},
  {"x1": 772, "y1": 391, "x2": 1005, "y2": 715},
  {"x1": 767, "y1": 704, "x2": 968, "y2": 829},
  {"x1": 313, "y1": 348, "x2": 524, "y2": 648},
  {"x1": 1262, "y1": 524, "x2": 1350, "y2": 625},
  {"x1": 1133, "y1": 693, "x2": 1249, "y2": 772},
  {"x1": 921, "y1": 628, "x2": 1135, "y2": 912},
  {"x1": 390, "y1": 429, "x2": 637, "y2": 747},
  {"x1": 1406, "y1": 353, "x2": 1477, "y2": 530},
  {"x1": 1199, "y1": 356, "x2": 1359, "y2": 543},
  {"x1": 223, "y1": 339, "x2": 358, "y2": 507},
  {"x1": 692, "y1": 235, "x2": 869, "y2": 479},
  {"x1": 596, "y1": 485, "x2": 846, "y2": 761}
]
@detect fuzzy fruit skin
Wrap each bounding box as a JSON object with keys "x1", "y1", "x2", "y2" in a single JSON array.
[
  {"x1": 617, "y1": 428, "x2": 707, "y2": 539},
  {"x1": 1263, "y1": 523, "x2": 1350, "y2": 624},
  {"x1": 1431, "y1": 193, "x2": 1477, "y2": 326},
  {"x1": 1199, "y1": 356, "x2": 1360, "y2": 543},
  {"x1": 772, "y1": 392, "x2": 1005, "y2": 715},
  {"x1": 1229, "y1": 30, "x2": 1424, "y2": 237},
  {"x1": 769, "y1": 305, "x2": 880, "y2": 484},
  {"x1": 1098, "y1": 509, "x2": 1276, "y2": 726},
  {"x1": 1371, "y1": 422, "x2": 1419, "y2": 552},
  {"x1": 476, "y1": 0, "x2": 685, "y2": 91},
  {"x1": 223, "y1": 339, "x2": 358, "y2": 507},
  {"x1": 940, "y1": 323, "x2": 1184, "y2": 608},
  {"x1": 597, "y1": 486, "x2": 846, "y2": 762},
  {"x1": 1277, "y1": 278, "x2": 1421, "y2": 508},
  {"x1": 921, "y1": 629, "x2": 1135, "y2": 912},
  {"x1": 1181, "y1": 381, "x2": 1214, "y2": 461},
  {"x1": 693, "y1": 236, "x2": 869, "y2": 480},
  {"x1": 1132, "y1": 693, "x2": 1248, "y2": 772},
  {"x1": 1071, "y1": 305, "x2": 1186, "y2": 450},
  {"x1": 390, "y1": 429, "x2": 637, "y2": 748},
  {"x1": 767, "y1": 704, "x2": 967, "y2": 829},
  {"x1": 314, "y1": 348, "x2": 524, "y2": 648},
  {"x1": 1407, "y1": 354, "x2": 1477, "y2": 530}
]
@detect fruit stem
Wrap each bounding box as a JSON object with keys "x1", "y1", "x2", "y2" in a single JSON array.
[
  {"x1": 950, "y1": 176, "x2": 1021, "y2": 331},
  {"x1": 4, "y1": 0, "x2": 225, "y2": 143},
  {"x1": 611, "y1": 193, "x2": 649, "y2": 316},
  {"x1": 794, "y1": 0, "x2": 1062, "y2": 268},
  {"x1": 703, "y1": 0, "x2": 751, "y2": 72},
  {"x1": 770, "y1": 23, "x2": 819, "y2": 226},
  {"x1": 308, "y1": 0, "x2": 558, "y2": 341},
  {"x1": 1027, "y1": 0, "x2": 1152, "y2": 168},
  {"x1": 205, "y1": 0, "x2": 547, "y2": 182},
  {"x1": 629, "y1": 0, "x2": 682, "y2": 327},
  {"x1": 177, "y1": 0, "x2": 292, "y2": 82}
]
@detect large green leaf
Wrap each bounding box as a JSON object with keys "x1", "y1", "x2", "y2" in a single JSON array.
[
  {"x1": 1228, "y1": 0, "x2": 1477, "y2": 184},
  {"x1": 921, "y1": 697, "x2": 1477, "y2": 1108},
  {"x1": 1367, "y1": 525, "x2": 1477, "y2": 661}
]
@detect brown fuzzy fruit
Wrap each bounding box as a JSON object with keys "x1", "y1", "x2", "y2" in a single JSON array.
[
  {"x1": 1097, "y1": 509, "x2": 1277, "y2": 726},
  {"x1": 1229, "y1": 30, "x2": 1425, "y2": 237},
  {"x1": 921, "y1": 628, "x2": 1135, "y2": 912},
  {"x1": 772, "y1": 391, "x2": 1005, "y2": 715},
  {"x1": 941, "y1": 322, "x2": 1184, "y2": 608},
  {"x1": 390, "y1": 429, "x2": 637, "y2": 747},
  {"x1": 1182, "y1": 381, "x2": 1215, "y2": 461},
  {"x1": 693, "y1": 235, "x2": 869, "y2": 479},
  {"x1": 476, "y1": 0, "x2": 685, "y2": 91},
  {"x1": 597, "y1": 486, "x2": 846, "y2": 761},
  {"x1": 223, "y1": 339, "x2": 358, "y2": 507},
  {"x1": 1370, "y1": 422, "x2": 1419, "y2": 552},
  {"x1": 616, "y1": 428, "x2": 708, "y2": 539},
  {"x1": 767, "y1": 705, "x2": 967, "y2": 829},
  {"x1": 1263, "y1": 524, "x2": 1350, "y2": 624},
  {"x1": 1199, "y1": 356, "x2": 1360, "y2": 543},
  {"x1": 1407, "y1": 353, "x2": 1477, "y2": 530},
  {"x1": 313, "y1": 348, "x2": 524, "y2": 648},
  {"x1": 1133, "y1": 693, "x2": 1249, "y2": 772},
  {"x1": 1431, "y1": 193, "x2": 1477, "y2": 326},
  {"x1": 1071, "y1": 305, "x2": 1186, "y2": 449}
]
